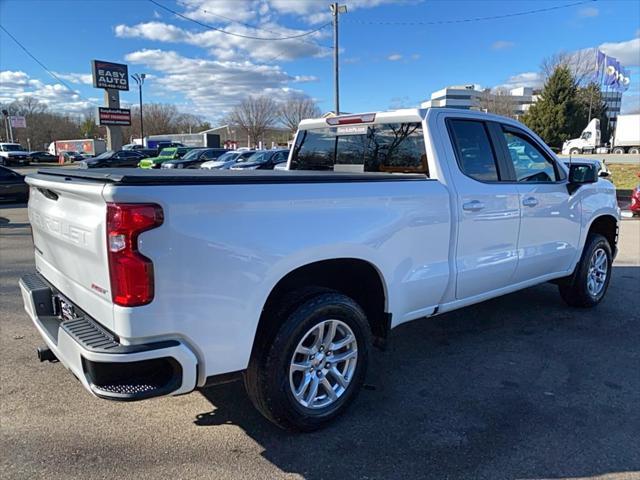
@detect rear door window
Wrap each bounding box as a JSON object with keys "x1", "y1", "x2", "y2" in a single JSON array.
[
  {"x1": 290, "y1": 123, "x2": 428, "y2": 175},
  {"x1": 447, "y1": 119, "x2": 500, "y2": 182}
]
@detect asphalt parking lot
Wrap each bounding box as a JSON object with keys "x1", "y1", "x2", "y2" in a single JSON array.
[{"x1": 1, "y1": 203, "x2": 639, "y2": 480}]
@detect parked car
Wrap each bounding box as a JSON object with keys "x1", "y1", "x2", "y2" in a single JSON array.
[
  {"x1": 19, "y1": 109, "x2": 619, "y2": 432},
  {"x1": 77, "y1": 150, "x2": 148, "y2": 168},
  {"x1": 28, "y1": 151, "x2": 58, "y2": 163},
  {"x1": 229, "y1": 149, "x2": 289, "y2": 170},
  {"x1": 138, "y1": 147, "x2": 193, "y2": 169},
  {"x1": 162, "y1": 148, "x2": 229, "y2": 169},
  {"x1": 60, "y1": 151, "x2": 84, "y2": 163},
  {"x1": 0, "y1": 143, "x2": 30, "y2": 166},
  {"x1": 631, "y1": 174, "x2": 640, "y2": 216},
  {"x1": 0, "y1": 166, "x2": 28, "y2": 202},
  {"x1": 200, "y1": 150, "x2": 255, "y2": 170}
]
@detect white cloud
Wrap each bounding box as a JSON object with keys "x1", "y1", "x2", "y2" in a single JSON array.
[
  {"x1": 52, "y1": 72, "x2": 93, "y2": 85},
  {"x1": 124, "y1": 49, "x2": 305, "y2": 119},
  {"x1": 578, "y1": 6, "x2": 599, "y2": 17},
  {"x1": 387, "y1": 54, "x2": 403, "y2": 61},
  {"x1": 292, "y1": 75, "x2": 318, "y2": 83},
  {"x1": 115, "y1": 21, "x2": 330, "y2": 62},
  {"x1": 498, "y1": 71, "x2": 543, "y2": 89},
  {"x1": 0, "y1": 70, "x2": 93, "y2": 113},
  {"x1": 599, "y1": 37, "x2": 640, "y2": 66},
  {"x1": 491, "y1": 40, "x2": 515, "y2": 50}
]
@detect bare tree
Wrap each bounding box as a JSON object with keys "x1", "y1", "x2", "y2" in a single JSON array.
[
  {"x1": 278, "y1": 94, "x2": 321, "y2": 134},
  {"x1": 541, "y1": 49, "x2": 597, "y2": 86},
  {"x1": 227, "y1": 96, "x2": 279, "y2": 147},
  {"x1": 478, "y1": 88, "x2": 517, "y2": 118}
]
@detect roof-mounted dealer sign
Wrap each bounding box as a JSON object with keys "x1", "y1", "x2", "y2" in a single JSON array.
[
  {"x1": 97, "y1": 107, "x2": 131, "y2": 126},
  {"x1": 91, "y1": 60, "x2": 129, "y2": 91}
]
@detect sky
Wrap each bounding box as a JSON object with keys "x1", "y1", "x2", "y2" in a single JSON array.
[{"x1": 0, "y1": 0, "x2": 639, "y2": 123}]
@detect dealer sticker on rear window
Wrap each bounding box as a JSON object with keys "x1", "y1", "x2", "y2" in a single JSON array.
[{"x1": 336, "y1": 126, "x2": 368, "y2": 135}]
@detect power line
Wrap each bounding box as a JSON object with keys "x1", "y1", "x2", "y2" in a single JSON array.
[
  {"x1": 345, "y1": 0, "x2": 597, "y2": 26},
  {"x1": 149, "y1": 0, "x2": 331, "y2": 41},
  {"x1": 0, "y1": 24, "x2": 99, "y2": 107},
  {"x1": 194, "y1": 6, "x2": 333, "y2": 51}
]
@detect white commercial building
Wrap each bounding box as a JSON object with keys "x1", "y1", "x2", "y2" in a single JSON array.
[
  {"x1": 423, "y1": 84, "x2": 624, "y2": 127},
  {"x1": 421, "y1": 85, "x2": 538, "y2": 118}
]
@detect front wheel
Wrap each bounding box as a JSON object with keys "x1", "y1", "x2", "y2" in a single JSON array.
[
  {"x1": 559, "y1": 233, "x2": 612, "y2": 308},
  {"x1": 244, "y1": 291, "x2": 372, "y2": 431},
  {"x1": 569, "y1": 148, "x2": 581, "y2": 155}
]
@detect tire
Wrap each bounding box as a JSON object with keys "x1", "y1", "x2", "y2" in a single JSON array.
[
  {"x1": 244, "y1": 291, "x2": 372, "y2": 431},
  {"x1": 569, "y1": 148, "x2": 581, "y2": 155},
  {"x1": 629, "y1": 147, "x2": 640, "y2": 155},
  {"x1": 559, "y1": 233, "x2": 612, "y2": 308},
  {"x1": 612, "y1": 147, "x2": 625, "y2": 154}
]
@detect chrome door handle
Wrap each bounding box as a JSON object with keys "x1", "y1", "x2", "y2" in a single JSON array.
[
  {"x1": 522, "y1": 197, "x2": 538, "y2": 207},
  {"x1": 462, "y1": 200, "x2": 485, "y2": 212}
]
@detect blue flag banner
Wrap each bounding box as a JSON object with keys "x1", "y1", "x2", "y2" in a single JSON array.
[
  {"x1": 620, "y1": 68, "x2": 631, "y2": 92},
  {"x1": 604, "y1": 55, "x2": 620, "y2": 88}
]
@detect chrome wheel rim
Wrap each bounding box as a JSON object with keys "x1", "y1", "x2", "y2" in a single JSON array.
[
  {"x1": 289, "y1": 319, "x2": 358, "y2": 409},
  {"x1": 587, "y1": 247, "x2": 608, "y2": 297}
]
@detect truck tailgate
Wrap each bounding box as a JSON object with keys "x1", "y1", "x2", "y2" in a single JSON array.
[{"x1": 26, "y1": 174, "x2": 114, "y2": 330}]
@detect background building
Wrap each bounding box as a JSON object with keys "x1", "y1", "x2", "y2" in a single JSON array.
[
  {"x1": 422, "y1": 83, "x2": 624, "y2": 127},
  {"x1": 421, "y1": 84, "x2": 538, "y2": 118},
  {"x1": 200, "y1": 125, "x2": 291, "y2": 149}
]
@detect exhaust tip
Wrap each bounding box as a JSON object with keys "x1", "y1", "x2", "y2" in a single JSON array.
[{"x1": 37, "y1": 346, "x2": 57, "y2": 363}]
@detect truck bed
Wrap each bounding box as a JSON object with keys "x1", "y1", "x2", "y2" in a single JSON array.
[{"x1": 33, "y1": 168, "x2": 428, "y2": 186}]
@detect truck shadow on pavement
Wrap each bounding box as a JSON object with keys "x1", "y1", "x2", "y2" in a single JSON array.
[{"x1": 197, "y1": 266, "x2": 640, "y2": 480}]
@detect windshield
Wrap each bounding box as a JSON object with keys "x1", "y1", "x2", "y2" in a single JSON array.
[
  {"x1": 158, "y1": 148, "x2": 176, "y2": 157},
  {"x1": 2, "y1": 144, "x2": 25, "y2": 152},
  {"x1": 214, "y1": 152, "x2": 239, "y2": 162},
  {"x1": 240, "y1": 151, "x2": 269, "y2": 164},
  {"x1": 290, "y1": 123, "x2": 428, "y2": 174},
  {"x1": 93, "y1": 150, "x2": 114, "y2": 160},
  {"x1": 180, "y1": 149, "x2": 202, "y2": 160}
]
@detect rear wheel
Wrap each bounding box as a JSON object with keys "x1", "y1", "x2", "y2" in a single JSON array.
[
  {"x1": 612, "y1": 147, "x2": 625, "y2": 154},
  {"x1": 559, "y1": 233, "x2": 612, "y2": 308},
  {"x1": 629, "y1": 147, "x2": 640, "y2": 155},
  {"x1": 244, "y1": 291, "x2": 371, "y2": 431}
]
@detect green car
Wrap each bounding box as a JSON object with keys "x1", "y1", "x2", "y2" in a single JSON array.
[{"x1": 138, "y1": 147, "x2": 194, "y2": 169}]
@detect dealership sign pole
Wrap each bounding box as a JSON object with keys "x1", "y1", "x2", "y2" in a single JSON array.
[{"x1": 91, "y1": 60, "x2": 130, "y2": 151}]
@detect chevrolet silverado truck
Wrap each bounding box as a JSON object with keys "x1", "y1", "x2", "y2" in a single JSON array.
[{"x1": 20, "y1": 109, "x2": 620, "y2": 431}]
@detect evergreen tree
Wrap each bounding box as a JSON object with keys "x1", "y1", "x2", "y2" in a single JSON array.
[{"x1": 522, "y1": 66, "x2": 581, "y2": 149}]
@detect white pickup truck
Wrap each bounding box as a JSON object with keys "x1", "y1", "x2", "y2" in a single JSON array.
[{"x1": 20, "y1": 109, "x2": 620, "y2": 431}]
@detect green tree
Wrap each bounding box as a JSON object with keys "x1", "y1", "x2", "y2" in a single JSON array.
[
  {"x1": 80, "y1": 117, "x2": 98, "y2": 138},
  {"x1": 522, "y1": 65, "x2": 581, "y2": 149}
]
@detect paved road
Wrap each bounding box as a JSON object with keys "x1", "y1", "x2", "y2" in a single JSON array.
[{"x1": 1, "y1": 204, "x2": 639, "y2": 480}]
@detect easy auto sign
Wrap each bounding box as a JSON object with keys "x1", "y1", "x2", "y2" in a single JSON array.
[{"x1": 91, "y1": 60, "x2": 129, "y2": 91}]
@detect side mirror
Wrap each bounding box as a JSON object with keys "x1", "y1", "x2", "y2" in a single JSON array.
[{"x1": 568, "y1": 164, "x2": 597, "y2": 194}]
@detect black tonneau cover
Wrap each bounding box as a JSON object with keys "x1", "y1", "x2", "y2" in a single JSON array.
[{"x1": 32, "y1": 168, "x2": 428, "y2": 186}]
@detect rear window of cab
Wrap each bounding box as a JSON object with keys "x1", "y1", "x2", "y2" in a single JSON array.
[{"x1": 290, "y1": 123, "x2": 428, "y2": 175}]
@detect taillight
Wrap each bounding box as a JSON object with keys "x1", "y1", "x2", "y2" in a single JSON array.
[{"x1": 106, "y1": 203, "x2": 163, "y2": 307}]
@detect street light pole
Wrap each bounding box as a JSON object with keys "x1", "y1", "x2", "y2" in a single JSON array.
[
  {"x1": 330, "y1": 3, "x2": 347, "y2": 116},
  {"x1": 131, "y1": 73, "x2": 146, "y2": 146}
]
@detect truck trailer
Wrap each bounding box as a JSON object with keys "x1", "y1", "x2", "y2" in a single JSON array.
[{"x1": 562, "y1": 114, "x2": 640, "y2": 155}]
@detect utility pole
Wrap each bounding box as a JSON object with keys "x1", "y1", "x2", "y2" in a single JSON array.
[
  {"x1": 330, "y1": 3, "x2": 347, "y2": 116},
  {"x1": 2, "y1": 110, "x2": 8, "y2": 142},
  {"x1": 132, "y1": 73, "x2": 146, "y2": 146}
]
